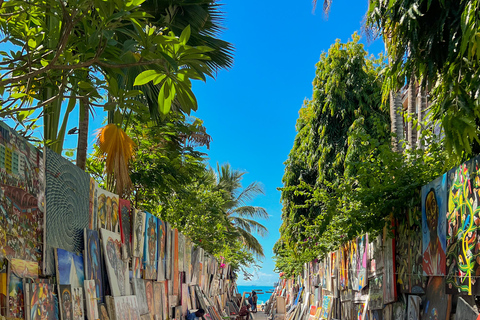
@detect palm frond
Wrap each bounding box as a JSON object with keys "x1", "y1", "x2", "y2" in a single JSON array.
[
  {"x1": 229, "y1": 205, "x2": 269, "y2": 220},
  {"x1": 236, "y1": 227, "x2": 265, "y2": 258},
  {"x1": 230, "y1": 217, "x2": 268, "y2": 237},
  {"x1": 235, "y1": 181, "x2": 265, "y2": 206}
]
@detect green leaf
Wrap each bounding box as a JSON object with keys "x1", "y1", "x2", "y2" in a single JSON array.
[
  {"x1": 180, "y1": 25, "x2": 191, "y2": 45},
  {"x1": 134, "y1": 70, "x2": 161, "y2": 86}
]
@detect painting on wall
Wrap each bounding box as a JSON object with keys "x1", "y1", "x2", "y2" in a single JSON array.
[
  {"x1": 55, "y1": 248, "x2": 84, "y2": 287},
  {"x1": 84, "y1": 279, "x2": 99, "y2": 320},
  {"x1": 422, "y1": 277, "x2": 451, "y2": 320},
  {"x1": 132, "y1": 278, "x2": 149, "y2": 315},
  {"x1": 113, "y1": 295, "x2": 141, "y2": 320},
  {"x1": 348, "y1": 240, "x2": 358, "y2": 292},
  {"x1": 72, "y1": 287, "x2": 84, "y2": 320},
  {"x1": 422, "y1": 174, "x2": 447, "y2": 276},
  {"x1": 368, "y1": 274, "x2": 383, "y2": 310},
  {"x1": 100, "y1": 228, "x2": 128, "y2": 296},
  {"x1": 119, "y1": 199, "x2": 131, "y2": 257},
  {"x1": 153, "y1": 281, "x2": 163, "y2": 318},
  {"x1": 368, "y1": 234, "x2": 383, "y2": 278},
  {"x1": 45, "y1": 147, "x2": 89, "y2": 275},
  {"x1": 407, "y1": 295, "x2": 421, "y2": 320},
  {"x1": 96, "y1": 186, "x2": 119, "y2": 233},
  {"x1": 408, "y1": 207, "x2": 427, "y2": 294},
  {"x1": 28, "y1": 282, "x2": 58, "y2": 320},
  {"x1": 383, "y1": 223, "x2": 396, "y2": 304},
  {"x1": 84, "y1": 228, "x2": 104, "y2": 303},
  {"x1": 58, "y1": 285, "x2": 73, "y2": 320},
  {"x1": 132, "y1": 209, "x2": 146, "y2": 258},
  {"x1": 320, "y1": 295, "x2": 333, "y2": 320},
  {"x1": 132, "y1": 257, "x2": 142, "y2": 279},
  {"x1": 145, "y1": 280, "x2": 154, "y2": 314},
  {"x1": 0, "y1": 121, "x2": 45, "y2": 267},
  {"x1": 157, "y1": 220, "x2": 166, "y2": 282},
  {"x1": 10, "y1": 258, "x2": 38, "y2": 279},
  {"x1": 356, "y1": 234, "x2": 368, "y2": 291},
  {"x1": 7, "y1": 272, "x2": 24, "y2": 318},
  {"x1": 446, "y1": 157, "x2": 480, "y2": 295},
  {"x1": 396, "y1": 214, "x2": 410, "y2": 294},
  {"x1": 143, "y1": 212, "x2": 158, "y2": 280}
]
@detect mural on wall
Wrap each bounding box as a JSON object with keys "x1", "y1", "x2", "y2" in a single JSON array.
[
  {"x1": 143, "y1": 212, "x2": 158, "y2": 280},
  {"x1": 100, "y1": 228, "x2": 128, "y2": 296},
  {"x1": 409, "y1": 207, "x2": 427, "y2": 293},
  {"x1": 28, "y1": 282, "x2": 58, "y2": 320},
  {"x1": 0, "y1": 122, "x2": 45, "y2": 267},
  {"x1": 446, "y1": 157, "x2": 480, "y2": 295},
  {"x1": 422, "y1": 174, "x2": 447, "y2": 276},
  {"x1": 84, "y1": 229, "x2": 104, "y2": 303},
  {"x1": 132, "y1": 209, "x2": 146, "y2": 258},
  {"x1": 423, "y1": 277, "x2": 451, "y2": 320},
  {"x1": 96, "y1": 186, "x2": 119, "y2": 233},
  {"x1": 356, "y1": 234, "x2": 368, "y2": 290},
  {"x1": 59, "y1": 285, "x2": 73, "y2": 320},
  {"x1": 55, "y1": 248, "x2": 84, "y2": 287},
  {"x1": 45, "y1": 147, "x2": 89, "y2": 275},
  {"x1": 119, "y1": 199, "x2": 131, "y2": 257}
]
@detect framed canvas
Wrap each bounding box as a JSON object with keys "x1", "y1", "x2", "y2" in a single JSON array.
[
  {"x1": 28, "y1": 282, "x2": 58, "y2": 320},
  {"x1": 113, "y1": 295, "x2": 141, "y2": 320},
  {"x1": 58, "y1": 284, "x2": 73, "y2": 320},
  {"x1": 145, "y1": 280, "x2": 154, "y2": 315},
  {"x1": 72, "y1": 287, "x2": 84, "y2": 320},
  {"x1": 84, "y1": 279, "x2": 99, "y2": 320},
  {"x1": 153, "y1": 282, "x2": 163, "y2": 319},
  {"x1": 96, "y1": 186, "x2": 120, "y2": 233},
  {"x1": 100, "y1": 228, "x2": 128, "y2": 296},
  {"x1": 55, "y1": 248, "x2": 84, "y2": 287},
  {"x1": 132, "y1": 209, "x2": 146, "y2": 258},
  {"x1": 132, "y1": 278, "x2": 149, "y2": 315},
  {"x1": 143, "y1": 212, "x2": 158, "y2": 280},
  {"x1": 84, "y1": 229, "x2": 104, "y2": 302}
]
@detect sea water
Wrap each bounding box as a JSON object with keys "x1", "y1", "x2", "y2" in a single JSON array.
[{"x1": 237, "y1": 285, "x2": 276, "y2": 306}]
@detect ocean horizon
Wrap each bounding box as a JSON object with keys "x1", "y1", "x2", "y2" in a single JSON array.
[{"x1": 237, "y1": 285, "x2": 276, "y2": 305}]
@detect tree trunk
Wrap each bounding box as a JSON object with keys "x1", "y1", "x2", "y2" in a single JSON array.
[
  {"x1": 76, "y1": 98, "x2": 89, "y2": 170},
  {"x1": 390, "y1": 90, "x2": 404, "y2": 152},
  {"x1": 407, "y1": 78, "x2": 416, "y2": 148}
]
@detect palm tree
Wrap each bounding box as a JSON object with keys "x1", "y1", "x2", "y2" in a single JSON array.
[{"x1": 215, "y1": 164, "x2": 269, "y2": 258}]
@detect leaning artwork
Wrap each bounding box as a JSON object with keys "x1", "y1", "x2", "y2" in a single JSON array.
[
  {"x1": 157, "y1": 220, "x2": 166, "y2": 281},
  {"x1": 113, "y1": 295, "x2": 141, "y2": 320},
  {"x1": 72, "y1": 287, "x2": 84, "y2": 320},
  {"x1": 84, "y1": 279, "x2": 99, "y2": 320},
  {"x1": 119, "y1": 199, "x2": 132, "y2": 257},
  {"x1": 10, "y1": 259, "x2": 38, "y2": 279},
  {"x1": 421, "y1": 174, "x2": 447, "y2": 276},
  {"x1": 132, "y1": 209, "x2": 146, "y2": 258},
  {"x1": 132, "y1": 278, "x2": 149, "y2": 316},
  {"x1": 96, "y1": 186, "x2": 120, "y2": 233},
  {"x1": 58, "y1": 284, "x2": 73, "y2": 320},
  {"x1": 446, "y1": 156, "x2": 480, "y2": 294},
  {"x1": 84, "y1": 228, "x2": 104, "y2": 302},
  {"x1": 29, "y1": 282, "x2": 58, "y2": 320},
  {"x1": 100, "y1": 228, "x2": 128, "y2": 296},
  {"x1": 55, "y1": 248, "x2": 84, "y2": 287},
  {"x1": 143, "y1": 212, "x2": 158, "y2": 280}
]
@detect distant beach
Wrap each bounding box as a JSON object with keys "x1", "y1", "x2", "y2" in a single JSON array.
[{"x1": 237, "y1": 285, "x2": 276, "y2": 305}]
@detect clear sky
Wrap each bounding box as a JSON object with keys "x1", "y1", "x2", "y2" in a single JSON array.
[{"x1": 191, "y1": 0, "x2": 384, "y2": 286}]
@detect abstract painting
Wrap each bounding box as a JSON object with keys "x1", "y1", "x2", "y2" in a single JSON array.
[
  {"x1": 101, "y1": 228, "x2": 128, "y2": 296},
  {"x1": 446, "y1": 157, "x2": 480, "y2": 294},
  {"x1": 58, "y1": 285, "x2": 73, "y2": 320},
  {"x1": 422, "y1": 174, "x2": 447, "y2": 276},
  {"x1": 320, "y1": 295, "x2": 332, "y2": 320},
  {"x1": 85, "y1": 279, "x2": 99, "y2": 320},
  {"x1": 354, "y1": 303, "x2": 367, "y2": 320},
  {"x1": 84, "y1": 228, "x2": 104, "y2": 302},
  {"x1": 133, "y1": 209, "x2": 146, "y2": 258},
  {"x1": 29, "y1": 282, "x2": 58, "y2": 320},
  {"x1": 407, "y1": 295, "x2": 421, "y2": 320},
  {"x1": 96, "y1": 186, "x2": 120, "y2": 233},
  {"x1": 383, "y1": 223, "x2": 396, "y2": 304},
  {"x1": 113, "y1": 295, "x2": 141, "y2": 320},
  {"x1": 55, "y1": 248, "x2": 84, "y2": 287},
  {"x1": 10, "y1": 258, "x2": 38, "y2": 279},
  {"x1": 356, "y1": 234, "x2": 368, "y2": 291},
  {"x1": 145, "y1": 280, "x2": 154, "y2": 315},
  {"x1": 119, "y1": 199, "x2": 132, "y2": 257},
  {"x1": 72, "y1": 287, "x2": 84, "y2": 320},
  {"x1": 368, "y1": 274, "x2": 383, "y2": 310},
  {"x1": 0, "y1": 121, "x2": 45, "y2": 266},
  {"x1": 143, "y1": 212, "x2": 158, "y2": 280},
  {"x1": 7, "y1": 272, "x2": 24, "y2": 318},
  {"x1": 45, "y1": 147, "x2": 89, "y2": 275},
  {"x1": 153, "y1": 282, "x2": 163, "y2": 319},
  {"x1": 348, "y1": 240, "x2": 358, "y2": 292},
  {"x1": 157, "y1": 220, "x2": 166, "y2": 281},
  {"x1": 339, "y1": 244, "x2": 349, "y2": 291},
  {"x1": 132, "y1": 278, "x2": 149, "y2": 315},
  {"x1": 422, "y1": 277, "x2": 451, "y2": 320}
]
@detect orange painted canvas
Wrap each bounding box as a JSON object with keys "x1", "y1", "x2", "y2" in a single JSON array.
[{"x1": 10, "y1": 259, "x2": 38, "y2": 279}]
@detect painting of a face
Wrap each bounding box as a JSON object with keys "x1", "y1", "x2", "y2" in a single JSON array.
[{"x1": 426, "y1": 189, "x2": 438, "y2": 232}]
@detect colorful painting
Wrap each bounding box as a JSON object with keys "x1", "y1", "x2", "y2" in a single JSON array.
[
  {"x1": 98, "y1": 303, "x2": 110, "y2": 320},
  {"x1": 157, "y1": 220, "x2": 166, "y2": 282},
  {"x1": 396, "y1": 213, "x2": 410, "y2": 294},
  {"x1": 354, "y1": 303, "x2": 367, "y2": 320},
  {"x1": 407, "y1": 295, "x2": 421, "y2": 320},
  {"x1": 29, "y1": 282, "x2": 58, "y2": 320},
  {"x1": 145, "y1": 280, "x2": 154, "y2": 315},
  {"x1": 143, "y1": 212, "x2": 158, "y2": 280},
  {"x1": 356, "y1": 234, "x2": 368, "y2": 290},
  {"x1": 72, "y1": 287, "x2": 84, "y2": 320},
  {"x1": 132, "y1": 257, "x2": 142, "y2": 279},
  {"x1": 369, "y1": 233, "x2": 383, "y2": 278},
  {"x1": 10, "y1": 258, "x2": 38, "y2": 279},
  {"x1": 422, "y1": 277, "x2": 451, "y2": 320},
  {"x1": 119, "y1": 199, "x2": 132, "y2": 257},
  {"x1": 368, "y1": 274, "x2": 383, "y2": 310},
  {"x1": 84, "y1": 279, "x2": 99, "y2": 320},
  {"x1": 55, "y1": 248, "x2": 84, "y2": 288},
  {"x1": 383, "y1": 223, "x2": 396, "y2": 304},
  {"x1": 339, "y1": 244, "x2": 348, "y2": 290},
  {"x1": 153, "y1": 282, "x2": 163, "y2": 318},
  {"x1": 409, "y1": 207, "x2": 427, "y2": 293},
  {"x1": 0, "y1": 121, "x2": 45, "y2": 266},
  {"x1": 348, "y1": 240, "x2": 358, "y2": 291},
  {"x1": 113, "y1": 295, "x2": 141, "y2": 320},
  {"x1": 7, "y1": 272, "x2": 24, "y2": 318},
  {"x1": 422, "y1": 174, "x2": 447, "y2": 276},
  {"x1": 59, "y1": 285, "x2": 73, "y2": 320},
  {"x1": 96, "y1": 186, "x2": 120, "y2": 233},
  {"x1": 132, "y1": 278, "x2": 149, "y2": 315},
  {"x1": 446, "y1": 158, "x2": 480, "y2": 294},
  {"x1": 84, "y1": 228, "x2": 104, "y2": 302},
  {"x1": 100, "y1": 228, "x2": 128, "y2": 296},
  {"x1": 320, "y1": 295, "x2": 332, "y2": 320},
  {"x1": 0, "y1": 259, "x2": 7, "y2": 316},
  {"x1": 132, "y1": 209, "x2": 146, "y2": 258},
  {"x1": 45, "y1": 147, "x2": 89, "y2": 275}
]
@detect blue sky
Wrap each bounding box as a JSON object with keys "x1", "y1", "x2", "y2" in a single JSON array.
[{"x1": 191, "y1": 0, "x2": 384, "y2": 285}]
